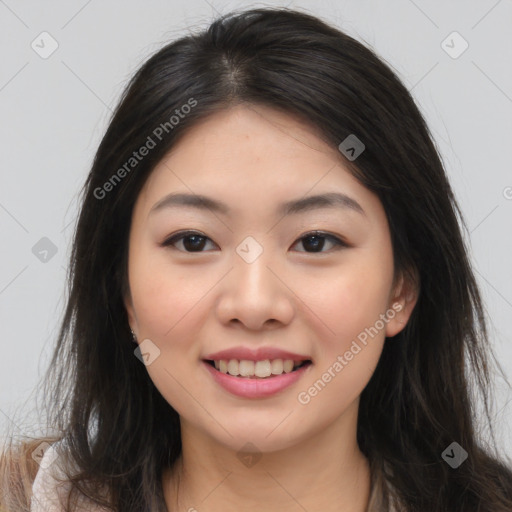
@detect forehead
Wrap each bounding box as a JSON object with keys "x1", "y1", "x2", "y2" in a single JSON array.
[
  {"x1": 135, "y1": 104, "x2": 378, "y2": 220},
  {"x1": 156, "y1": 104, "x2": 340, "y2": 172}
]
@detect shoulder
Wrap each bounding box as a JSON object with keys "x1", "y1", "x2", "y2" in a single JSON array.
[{"x1": 31, "y1": 440, "x2": 110, "y2": 512}]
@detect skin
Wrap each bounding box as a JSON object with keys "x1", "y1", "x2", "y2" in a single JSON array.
[{"x1": 124, "y1": 104, "x2": 418, "y2": 512}]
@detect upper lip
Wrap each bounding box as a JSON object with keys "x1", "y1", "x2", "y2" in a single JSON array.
[{"x1": 203, "y1": 347, "x2": 311, "y2": 362}]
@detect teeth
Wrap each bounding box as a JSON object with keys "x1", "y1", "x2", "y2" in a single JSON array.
[
  {"x1": 212, "y1": 359, "x2": 306, "y2": 378},
  {"x1": 283, "y1": 359, "x2": 294, "y2": 373},
  {"x1": 255, "y1": 360, "x2": 272, "y2": 377},
  {"x1": 239, "y1": 360, "x2": 253, "y2": 376},
  {"x1": 227, "y1": 359, "x2": 239, "y2": 375},
  {"x1": 271, "y1": 359, "x2": 283, "y2": 374}
]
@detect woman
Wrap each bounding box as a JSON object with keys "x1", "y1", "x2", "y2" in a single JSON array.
[{"x1": 1, "y1": 7, "x2": 511, "y2": 511}]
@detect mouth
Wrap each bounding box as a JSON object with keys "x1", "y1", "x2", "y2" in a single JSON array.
[{"x1": 203, "y1": 359, "x2": 313, "y2": 379}]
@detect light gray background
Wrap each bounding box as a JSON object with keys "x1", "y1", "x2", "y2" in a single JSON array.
[{"x1": 1, "y1": 0, "x2": 511, "y2": 457}]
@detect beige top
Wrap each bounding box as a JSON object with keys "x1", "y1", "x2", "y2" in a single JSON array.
[{"x1": 30, "y1": 441, "x2": 109, "y2": 512}]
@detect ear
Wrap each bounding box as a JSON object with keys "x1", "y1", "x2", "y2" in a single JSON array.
[
  {"x1": 123, "y1": 290, "x2": 138, "y2": 339},
  {"x1": 385, "y1": 267, "x2": 419, "y2": 338}
]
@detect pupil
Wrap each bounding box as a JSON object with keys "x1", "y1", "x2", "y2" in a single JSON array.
[
  {"x1": 304, "y1": 235, "x2": 323, "y2": 252},
  {"x1": 184, "y1": 235, "x2": 205, "y2": 251}
]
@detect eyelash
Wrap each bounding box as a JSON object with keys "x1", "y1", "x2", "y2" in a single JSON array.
[{"x1": 161, "y1": 230, "x2": 349, "y2": 254}]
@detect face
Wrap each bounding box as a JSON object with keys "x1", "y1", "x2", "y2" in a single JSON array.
[{"x1": 124, "y1": 104, "x2": 416, "y2": 453}]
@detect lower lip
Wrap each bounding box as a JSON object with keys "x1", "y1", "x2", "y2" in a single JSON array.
[{"x1": 202, "y1": 360, "x2": 312, "y2": 399}]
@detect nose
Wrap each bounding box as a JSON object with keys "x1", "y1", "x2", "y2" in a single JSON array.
[{"x1": 215, "y1": 246, "x2": 294, "y2": 331}]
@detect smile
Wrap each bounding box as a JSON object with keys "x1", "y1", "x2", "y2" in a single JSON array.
[
  {"x1": 202, "y1": 359, "x2": 313, "y2": 398},
  {"x1": 207, "y1": 358, "x2": 310, "y2": 378}
]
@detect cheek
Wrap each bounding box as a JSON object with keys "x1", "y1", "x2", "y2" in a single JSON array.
[
  {"x1": 128, "y1": 246, "x2": 212, "y2": 339},
  {"x1": 296, "y1": 262, "x2": 392, "y2": 411},
  {"x1": 128, "y1": 255, "x2": 212, "y2": 413},
  {"x1": 302, "y1": 254, "x2": 394, "y2": 349}
]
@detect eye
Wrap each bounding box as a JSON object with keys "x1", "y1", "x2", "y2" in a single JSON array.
[
  {"x1": 291, "y1": 231, "x2": 348, "y2": 253},
  {"x1": 161, "y1": 230, "x2": 348, "y2": 253},
  {"x1": 161, "y1": 231, "x2": 217, "y2": 252}
]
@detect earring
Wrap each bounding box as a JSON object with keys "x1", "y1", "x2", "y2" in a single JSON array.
[{"x1": 130, "y1": 329, "x2": 137, "y2": 342}]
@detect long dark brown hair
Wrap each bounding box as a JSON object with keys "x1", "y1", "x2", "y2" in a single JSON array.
[{"x1": 2, "y1": 7, "x2": 511, "y2": 511}]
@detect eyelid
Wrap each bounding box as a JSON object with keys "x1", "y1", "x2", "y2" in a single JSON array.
[
  {"x1": 161, "y1": 229, "x2": 350, "y2": 253},
  {"x1": 161, "y1": 230, "x2": 218, "y2": 250}
]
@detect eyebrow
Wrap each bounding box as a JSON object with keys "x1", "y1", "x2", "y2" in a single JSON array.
[{"x1": 149, "y1": 191, "x2": 366, "y2": 217}]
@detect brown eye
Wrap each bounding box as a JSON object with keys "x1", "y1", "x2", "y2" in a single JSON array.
[
  {"x1": 162, "y1": 230, "x2": 348, "y2": 254},
  {"x1": 292, "y1": 232, "x2": 347, "y2": 253},
  {"x1": 162, "y1": 231, "x2": 217, "y2": 252}
]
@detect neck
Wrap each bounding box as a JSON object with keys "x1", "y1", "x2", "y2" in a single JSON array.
[{"x1": 162, "y1": 404, "x2": 371, "y2": 512}]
